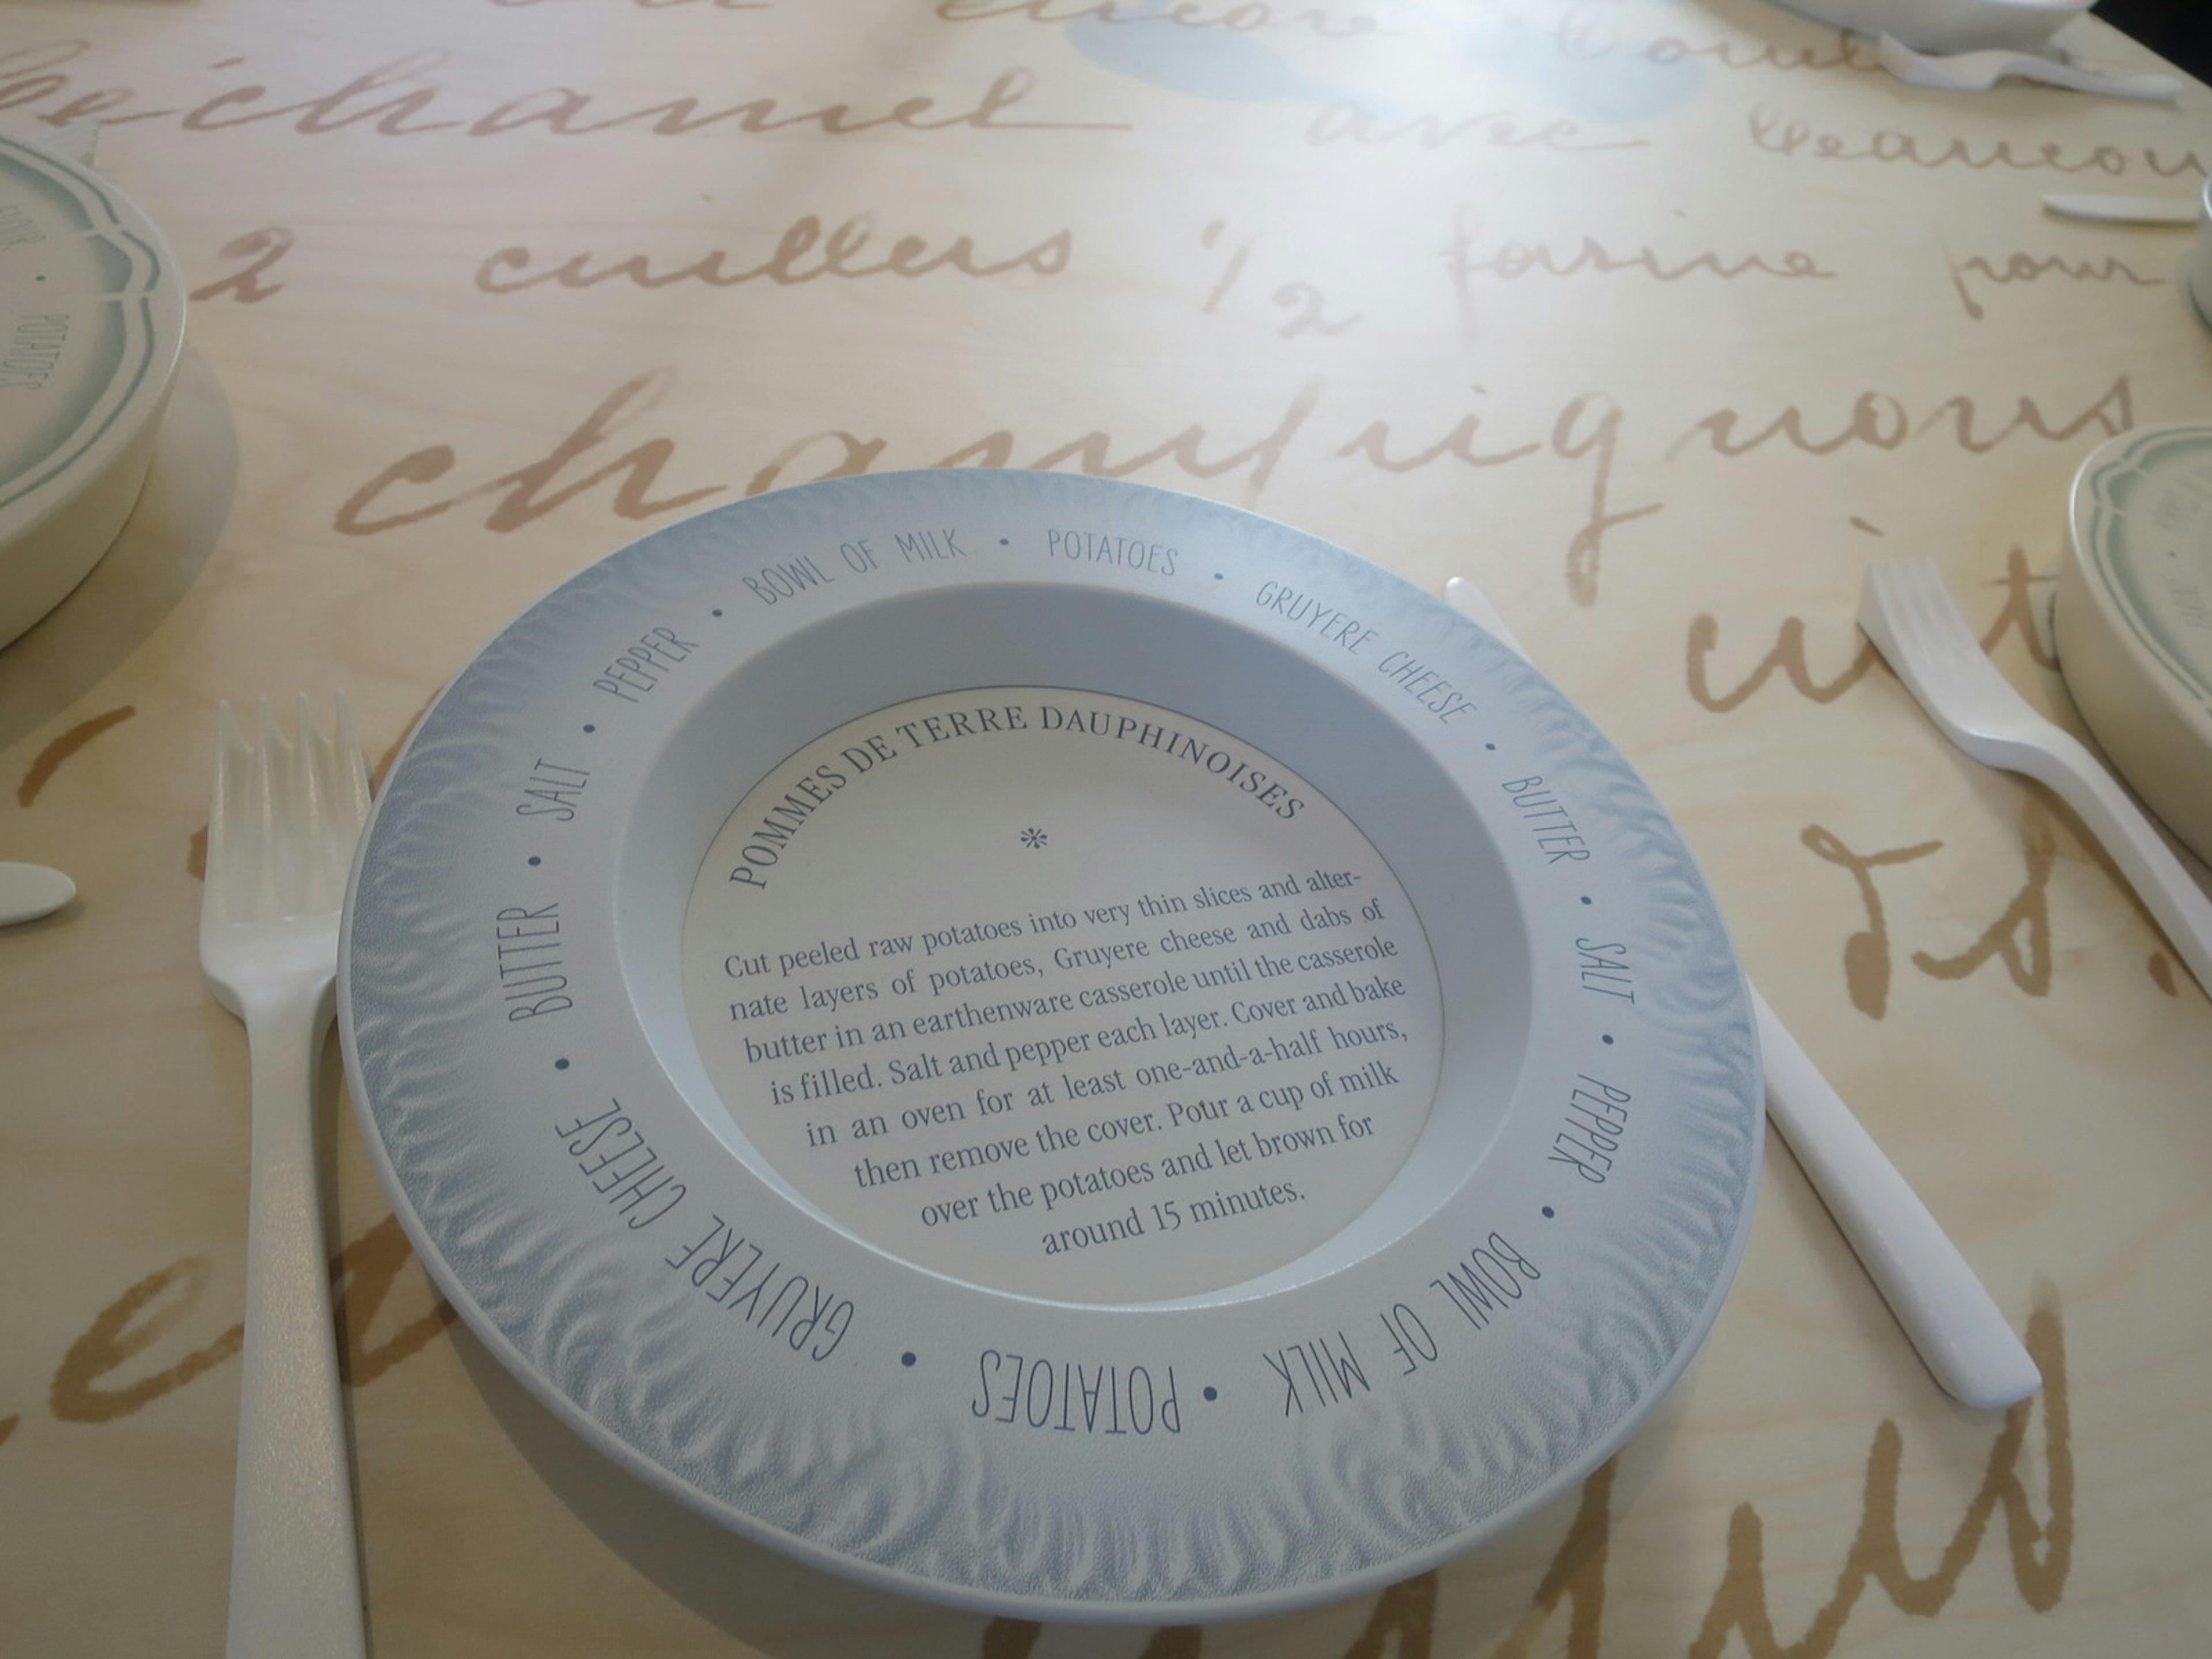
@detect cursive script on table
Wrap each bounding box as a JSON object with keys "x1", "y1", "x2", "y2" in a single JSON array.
[
  {"x1": 326, "y1": 368, "x2": 2131, "y2": 615},
  {"x1": 1687, "y1": 547, "x2": 2054, "y2": 714},
  {"x1": 1943, "y1": 248, "x2": 2162, "y2": 322},
  {"x1": 7, "y1": 1222, "x2": 2071, "y2": 1658},
  {"x1": 1687, "y1": 549, "x2": 2187, "y2": 1003},
  {"x1": 0, "y1": 42, "x2": 1128, "y2": 141},
  {"x1": 476, "y1": 215, "x2": 1073, "y2": 294},
  {"x1": 188, "y1": 227, "x2": 293, "y2": 305},
  {"x1": 1544, "y1": 7, "x2": 1883, "y2": 75},
  {"x1": 1746, "y1": 104, "x2": 2207, "y2": 179},
  {"x1": 1441, "y1": 207, "x2": 1834, "y2": 346}
]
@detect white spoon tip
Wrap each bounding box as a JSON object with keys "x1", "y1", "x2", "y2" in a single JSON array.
[{"x1": 0, "y1": 862, "x2": 77, "y2": 927}]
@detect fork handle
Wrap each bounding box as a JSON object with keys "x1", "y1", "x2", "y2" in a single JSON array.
[
  {"x1": 228, "y1": 972, "x2": 367, "y2": 1659},
  {"x1": 1999, "y1": 59, "x2": 2184, "y2": 102},
  {"x1": 2005, "y1": 727, "x2": 2212, "y2": 1001}
]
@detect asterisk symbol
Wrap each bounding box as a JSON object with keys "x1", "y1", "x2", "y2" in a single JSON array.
[{"x1": 1021, "y1": 828, "x2": 1048, "y2": 849}]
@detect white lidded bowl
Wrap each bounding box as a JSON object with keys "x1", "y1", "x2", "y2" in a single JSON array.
[
  {"x1": 1767, "y1": 0, "x2": 2090, "y2": 54},
  {"x1": 0, "y1": 132, "x2": 185, "y2": 651},
  {"x1": 2181, "y1": 177, "x2": 2212, "y2": 334},
  {"x1": 2058, "y1": 426, "x2": 2212, "y2": 868}
]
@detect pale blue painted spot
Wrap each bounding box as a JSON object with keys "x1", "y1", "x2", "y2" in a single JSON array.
[
  {"x1": 1067, "y1": 3, "x2": 1358, "y2": 105},
  {"x1": 1449, "y1": 12, "x2": 1706, "y2": 124}
]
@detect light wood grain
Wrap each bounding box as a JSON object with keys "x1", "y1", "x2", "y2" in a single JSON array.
[{"x1": 3, "y1": 1, "x2": 2209, "y2": 1654}]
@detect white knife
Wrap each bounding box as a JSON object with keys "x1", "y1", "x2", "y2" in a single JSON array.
[
  {"x1": 2043, "y1": 192, "x2": 2198, "y2": 225},
  {"x1": 1442, "y1": 577, "x2": 2041, "y2": 1410}
]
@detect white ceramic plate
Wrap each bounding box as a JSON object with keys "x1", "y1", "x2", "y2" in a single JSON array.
[{"x1": 340, "y1": 471, "x2": 1760, "y2": 1622}]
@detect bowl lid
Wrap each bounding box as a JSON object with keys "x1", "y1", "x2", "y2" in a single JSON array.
[
  {"x1": 0, "y1": 131, "x2": 185, "y2": 549},
  {"x1": 2062, "y1": 425, "x2": 2212, "y2": 861}
]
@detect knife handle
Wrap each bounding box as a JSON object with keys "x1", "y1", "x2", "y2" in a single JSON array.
[
  {"x1": 1442, "y1": 578, "x2": 2039, "y2": 1409},
  {"x1": 1753, "y1": 990, "x2": 2041, "y2": 1408}
]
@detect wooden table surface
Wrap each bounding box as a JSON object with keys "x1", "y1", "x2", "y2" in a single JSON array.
[{"x1": 3, "y1": 1, "x2": 2209, "y2": 1654}]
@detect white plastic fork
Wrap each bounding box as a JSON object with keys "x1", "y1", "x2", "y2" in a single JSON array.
[
  {"x1": 1444, "y1": 577, "x2": 2041, "y2": 1410},
  {"x1": 1860, "y1": 559, "x2": 2212, "y2": 1001},
  {"x1": 1875, "y1": 32, "x2": 2184, "y2": 101},
  {"x1": 199, "y1": 695, "x2": 372, "y2": 1659}
]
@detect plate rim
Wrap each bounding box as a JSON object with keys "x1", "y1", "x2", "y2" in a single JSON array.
[{"x1": 340, "y1": 468, "x2": 1762, "y2": 1620}]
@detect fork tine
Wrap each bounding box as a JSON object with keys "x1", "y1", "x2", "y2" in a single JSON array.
[
  {"x1": 292, "y1": 692, "x2": 334, "y2": 912},
  {"x1": 206, "y1": 700, "x2": 243, "y2": 923},
  {"x1": 1868, "y1": 563, "x2": 1945, "y2": 724},
  {"x1": 209, "y1": 698, "x2": 241, "y2": 851},
  {"x1": 333, "y1": 690, "x2": 370, "y2": 830},
  {"x1": 1875, "y1": 560, "x2": 1963, "y2": 695},
  {"x1": 1863, "y1": 562, "x2": 1912, "y2": 666},
  {"x1": 290, "y1": 691, "x2": 318, "y2": 806},
  {"x1": 1904, "y1": 562, "x2": 1982, "y2": 681},
  {"x1": 1895, "y1": 560, "x2": 1933, "y2": 622},
  {"x1": 1880, "y1": 562, "x2": 1929, "y2": 662},
  {"x1": 332, "y1": 694, "x2": 372, "y2": 906},
  {"x1": 253, "y1": 696, "x2": 291, "y2": 915},
  {"x1": 301, "y1": 692, "x2": 363, "y2": 912},
  {"x1": 1919, "y1": 560, "x2": 1963, "y2": 622},
  {"x1": 1865, "y1": 563, "x2": 1895, "y2": 634},
  {"x1": 206, "y1": 696, "x2": 372, "y2": 923},
  {"x1": 1898, "y1": 561, "x2": 1944, "y2": 631}
]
